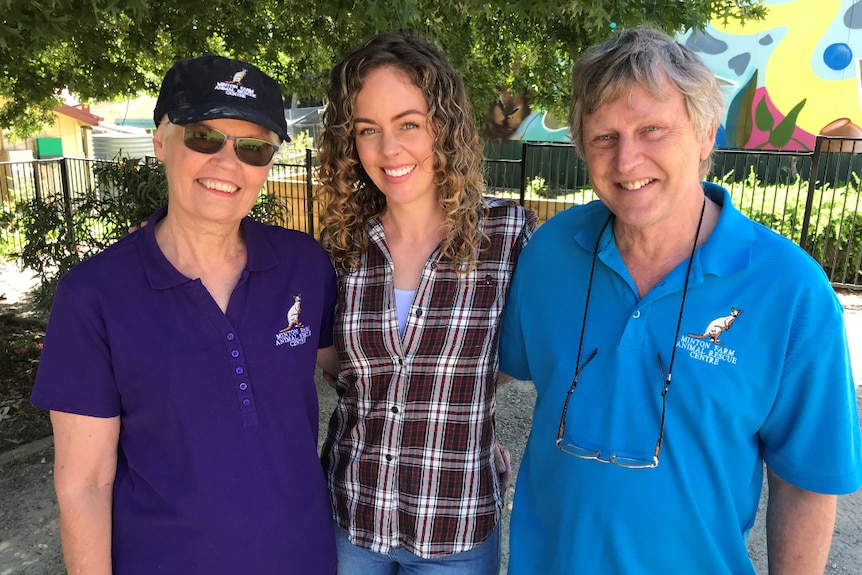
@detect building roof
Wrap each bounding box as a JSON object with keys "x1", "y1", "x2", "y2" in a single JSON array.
[{"x1": 53, "y1": 103, "x2": 103, "y2": 126}]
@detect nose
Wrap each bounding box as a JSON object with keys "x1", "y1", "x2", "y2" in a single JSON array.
[
  {"x1": 380, "y1": 130, "x2": 402, "y2": 157},
  {"x1": 614, "y1": 133, "x2": 643, "y2": 173}
]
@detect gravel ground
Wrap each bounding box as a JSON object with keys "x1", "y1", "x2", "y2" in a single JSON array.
[
  {"x1": 2, "y1": 377, "x2": 860, "y2": 574},
  {"x1": 1, "y1": 262, "x2": 860, "y2": 573}
]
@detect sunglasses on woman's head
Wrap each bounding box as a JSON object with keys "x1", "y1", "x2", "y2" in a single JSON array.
[{"x1": 182, "y1": 123, "x2": 279, "y2": 167}]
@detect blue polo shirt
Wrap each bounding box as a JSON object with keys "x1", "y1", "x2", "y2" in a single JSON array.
[
  {"x1": 499, "y1": 183, "x2": 862, "y2": 574},
  {"x1": 32, "y1": 207, "x2": 338, "y2": 574}
]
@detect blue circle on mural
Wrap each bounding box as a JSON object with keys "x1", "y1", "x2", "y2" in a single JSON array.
[{"x1": 823, "y1": 43, "x2": 853, "y2": 71}]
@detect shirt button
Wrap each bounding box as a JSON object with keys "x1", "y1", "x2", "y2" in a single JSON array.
[
  {"x1": 239, "y1": 382, "x2": 248, "y2": 391},
  {"x1": 415, "y1": 309, "x2": 423, "y2": 317},
  {"x1": 227, "y1": 332, "x2": 235, "y2": 341},
  {"x1": 632, "y1": 310, "x2": 641, "y2": 319},
  {"x1": 391, "y1": 406, "x2": 399, "y2": 414},
  {"x1": 430, "y1": 262, "x2": 437, "y2": 269},
  {"x1": 385, "y1": 454, "x2": 393, "y2": 461},
  {"x1": 231, "y1": 350, "x2": 240, "y2": 358},
  {"x1": 242, "y1": 398, "x2": 251, "y2": 407},
  {"x1": 236, "y1": 366, "x2": 244, "y2": 375},
  {"x1": 485, "y1": 273, "x2": 493, "y2": 285}
]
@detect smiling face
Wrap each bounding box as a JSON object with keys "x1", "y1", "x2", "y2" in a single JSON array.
[
  {"x1": 581, "y1": 78, "x2": 715, "y2": 232},
  {"x1": 352, "y1": 65, "x2": 438, "y2": 212},
  {"x1": 153, "y1": 118, "x2": 277, "y2": 227}
]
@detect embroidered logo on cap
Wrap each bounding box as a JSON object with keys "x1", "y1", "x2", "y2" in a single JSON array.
[
  {"x1": 214, "y1": 69, "x2": 258, "y2": 100},
  {"x1": 275, "y1": 294, "x2": 312, "y2": 347}
]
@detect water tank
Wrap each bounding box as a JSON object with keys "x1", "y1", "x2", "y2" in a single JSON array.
[{"x1": 91, "y1": 132, "x2": 154, "y2": 160}]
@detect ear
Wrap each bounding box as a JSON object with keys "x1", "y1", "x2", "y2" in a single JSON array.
[
  {"x1": 699, "y1": 123, "x2": 718, "y2": 162},
  {"x1": 153, "y1": 123, "x2": 169, "y2": 161}
]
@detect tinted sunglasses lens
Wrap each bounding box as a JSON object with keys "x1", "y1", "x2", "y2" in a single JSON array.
[
  {"x1": 184, "y1": 125, "x2": 226, "y2": 154},
  {"x1": 235, "y1": 139, "x2": 277, "y2": 166}
]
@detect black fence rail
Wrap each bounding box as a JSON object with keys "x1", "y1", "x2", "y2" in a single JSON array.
[
  {"x1": 485, "y1": 137, "x2": 862, "y2": 287},
  {"x1": 2, "y1": 137, "x2": 861, "y2": 286}
]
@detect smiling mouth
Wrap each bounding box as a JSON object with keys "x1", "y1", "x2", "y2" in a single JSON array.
[
  {"x1": 383, "y1": 165, "x2": 416, "y2": 177},
  {"x1": 199, "y1": 179, "x2": 240, "y2": 193},
  {"x1": 619, "y1": 178, "x2": 655, "y2": 191}
]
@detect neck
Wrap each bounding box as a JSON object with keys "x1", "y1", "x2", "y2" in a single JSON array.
[
  {"x1": 616, "y1": 196, "x2": 718, "y2": 297},
  {"x1": 379, "y1": 201, "x2": 446, "y2": 244},
  {"x1": 155, "y1": 214, "x2": 246, "y2": 279}
]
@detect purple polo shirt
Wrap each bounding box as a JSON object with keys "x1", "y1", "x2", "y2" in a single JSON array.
[{"x1": 32, "y1": 207, "x2": 337, "y2": 574}]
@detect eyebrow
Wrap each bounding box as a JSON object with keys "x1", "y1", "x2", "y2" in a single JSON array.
[{"x1": 353, "y1": 109, "x2": 426, "y2": 124}]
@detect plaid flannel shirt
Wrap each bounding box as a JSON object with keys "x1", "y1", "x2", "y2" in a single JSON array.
[{"x1": 322, "y1": 198, "x2": 536, "y2": 558}]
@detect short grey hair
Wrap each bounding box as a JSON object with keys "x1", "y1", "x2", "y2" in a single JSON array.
[{"x1": 568, "y1": 26, "x2": 724, "y2": 176}]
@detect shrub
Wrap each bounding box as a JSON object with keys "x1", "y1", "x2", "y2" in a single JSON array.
[{"x1": 13, "y1": 157, "x2": 289, "y2": 312}]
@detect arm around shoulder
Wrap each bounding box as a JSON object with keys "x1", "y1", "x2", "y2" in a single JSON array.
[{"x1": 51, "y1": 410, "x2": 120, "y2": 575}]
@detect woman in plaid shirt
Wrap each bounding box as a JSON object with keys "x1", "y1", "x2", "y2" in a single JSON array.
[{"x1": 316, "y1": 30, "x2": 536, "y2": 575}]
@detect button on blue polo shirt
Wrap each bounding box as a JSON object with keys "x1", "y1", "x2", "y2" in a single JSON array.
[{"x1": 32, "y1": 207, "x2": 338, "y2": 574}]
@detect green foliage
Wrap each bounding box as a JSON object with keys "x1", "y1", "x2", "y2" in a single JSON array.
[
  {"x1": 525, "y1": 176, "x2": 549, "y2": 198},
  {"x1": 719, "y1": 169, "x2": 862, "y2": 283},
  {"x1": 275, "y1": 130, "x2": 315, "y2": 163},
  {"x1": 290, "y1": 130, "x2": 315, "y2": 153},
  {"x1": 0, "y1": 0, "x2": 767, "y2": 137},
  {"x1": 525, "y1": 175, "x2": 568, "y2": 199},
  {"x1": 9, "y1": 157, "x2": 290, "y2": 311}
]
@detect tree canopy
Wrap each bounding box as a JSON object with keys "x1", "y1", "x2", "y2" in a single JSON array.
[{"x1": 0, "y1": 0, "x2": 766, "y2": 139}]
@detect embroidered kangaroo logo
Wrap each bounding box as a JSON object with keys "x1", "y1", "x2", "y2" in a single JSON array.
[
  {"x1": 687, "y1": 307, "x2": 743, "y2": 346},
  {"x1": 286, "y1": 294, "x2": 303, "y2": 329}
]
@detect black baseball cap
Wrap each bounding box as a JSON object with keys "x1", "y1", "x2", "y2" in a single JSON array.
[{"x1": 153, "y1": 55, "x2": 290, "y2": 142}]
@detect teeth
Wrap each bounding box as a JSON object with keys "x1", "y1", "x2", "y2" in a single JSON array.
[
  {"x1": 619, "y1": 179, "x2": 654, "y2": 190},
  {"x1": 383, "y1": 165, "x2": 415, "y2": 177},
  {"x1": 199, "y1": 179, "x2": 239, "y2": 193}
]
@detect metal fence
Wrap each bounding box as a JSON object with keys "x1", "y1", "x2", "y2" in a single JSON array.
[
  {"x1": 2, "y1": 137, "x2": 861, "y2": 286},
  {"x1": 485, "y1": 137, "x2": 862, "y2": 287}
]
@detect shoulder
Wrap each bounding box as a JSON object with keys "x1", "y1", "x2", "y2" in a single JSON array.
[
  {"x1": 60, "y1": 234, "x2": 141, "y2": 289},
  {"x1": 249, "y1": 220, "x2": 329, "y2": 260},
  {"x1": 529, "y1": 201, "x2": 604, "y2": 246},
  {"x1": 482, "y1": 197, "x2": 538, "y2": 236}
]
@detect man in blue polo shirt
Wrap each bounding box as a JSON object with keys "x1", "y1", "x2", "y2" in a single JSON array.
[
  {"x1": 499, "y1": 27, "x2": 862, "y2": 574},
  {"x1": 31, "y1": 56, "x2": 337, "y2": 574}
]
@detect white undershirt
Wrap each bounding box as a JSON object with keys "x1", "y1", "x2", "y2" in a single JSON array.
[{"x1": 394, "y1": 288, "x2": 416, "y2": 337}]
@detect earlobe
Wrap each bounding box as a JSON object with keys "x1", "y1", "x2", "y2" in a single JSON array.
[
  {"x1": 700, "y1": 125, "x2": 718, "y2": 161},
  {"x1": 153, "y1": 127, "x2": 166, "y2": 161}
]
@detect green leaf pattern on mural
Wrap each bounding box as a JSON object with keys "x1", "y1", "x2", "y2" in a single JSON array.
[
  {"x1": 768, "y1": 98, "x2": 807, "y2": 148},
  {"x1": 729, "y1": 71, "x2": 758, "y2": 148},
  {"x1": 755, "y1": 95, "x2": 775, "y2": 132}
]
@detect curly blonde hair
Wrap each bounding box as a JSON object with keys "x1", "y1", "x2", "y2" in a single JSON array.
[{"x1": 317, "y1": 29, "x2": 487, "y2": 272}]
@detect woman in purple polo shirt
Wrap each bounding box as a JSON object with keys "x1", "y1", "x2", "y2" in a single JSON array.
[
  {"x1": 315, "y1": 30, "x2": 536, "y2": 574},
  {"x1": 31, "y1": 56, "x2": 337, "y2": 574}
]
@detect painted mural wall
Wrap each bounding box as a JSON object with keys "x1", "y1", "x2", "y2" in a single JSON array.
[
  {"x1": 501, "y1": 1, "x2": 862, "y2": 149},
  {"x1": 680, "y1": 0, "x2": 862, "y2": 151}
]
